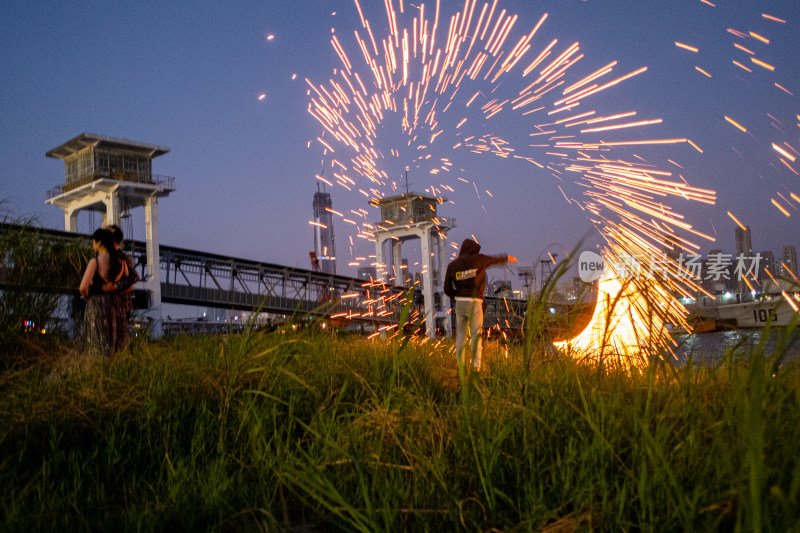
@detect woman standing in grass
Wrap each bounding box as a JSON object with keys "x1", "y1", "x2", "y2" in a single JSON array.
[
  {"x1": 106, "y1": 224, "x2": 139, "y2": 353},
  {"x1": 79, "y1": 228, "x2": 127, "y2": 357}
]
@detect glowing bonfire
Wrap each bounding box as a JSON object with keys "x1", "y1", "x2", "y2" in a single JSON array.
[{"x1": 554, "y1": 257, "x2": 683, "y2": 367}]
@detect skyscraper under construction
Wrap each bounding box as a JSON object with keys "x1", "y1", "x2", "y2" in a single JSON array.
[{"x1": 312, "y1": 186, "x2": 336, "y2": 275}]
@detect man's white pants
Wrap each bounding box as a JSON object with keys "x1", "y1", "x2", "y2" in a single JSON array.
[{"x1": 455, "y1": 298, "x2": 484, "y2": 370}]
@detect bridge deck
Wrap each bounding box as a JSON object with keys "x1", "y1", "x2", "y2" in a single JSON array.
[{"x1": 1, "y1": 224, "x2": 531, "y2": 332}]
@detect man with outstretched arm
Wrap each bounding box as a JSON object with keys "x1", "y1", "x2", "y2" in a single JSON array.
[{"x1": 444, "y1": 238, "x2": 517, "y2": 376}]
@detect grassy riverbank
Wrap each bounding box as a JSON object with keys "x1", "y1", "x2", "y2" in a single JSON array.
[{"x1": 1, "y1": 327, "x2": 799, "y2": 532}]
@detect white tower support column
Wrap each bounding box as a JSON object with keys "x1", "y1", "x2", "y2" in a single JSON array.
[
  {"x1": 392, "y1": 239, "x2": 403, "y2": 285},
  {"x1": 144, "y1": 195, "x2": 163, "y2": 338},
  {"x1": 373, "y1": 223, "x2": 452, "y2": 339},
  {"x1": 437, "y1": 233, "x2": 452, "y2": 337},
  {"x1": 64, "y1": 207, "x2": 78, "y2": 233},
  {"x1": 419, "y1": 230, "x2": 435, "y2": 336},
  {"x1": 102, "y1": 191, "x2": 121, "y2": 228},
  {"x1": 375, "y1": 237, "x2": 388, "y2": 284}
]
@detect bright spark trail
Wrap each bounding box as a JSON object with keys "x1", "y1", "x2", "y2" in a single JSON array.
[{"x1": 302, "y1": 0, "x2": 797, "y2": 364}]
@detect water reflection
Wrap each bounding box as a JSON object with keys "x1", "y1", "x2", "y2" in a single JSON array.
[{"x1": 671, "y1": 327, "x2": 800, "y2": 365}]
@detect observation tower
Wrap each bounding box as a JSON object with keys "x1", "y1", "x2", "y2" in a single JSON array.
[
  {"x1": 45, "y1": 133, "x2": 175, "y2": 338},
  {"x1": 372, "y1": 192, "x2": 455, "y2": 338}
]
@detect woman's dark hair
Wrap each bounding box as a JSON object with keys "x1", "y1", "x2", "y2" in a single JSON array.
[
  {"x1": 107, "y1": 224, "x2": 123, "y2": 245},
  {"x1": 92, "y1": 228, "x2": 123, "y2": 279},
  {"x1": 92, "y1": 228, "x2": 114, "y2": 249}
]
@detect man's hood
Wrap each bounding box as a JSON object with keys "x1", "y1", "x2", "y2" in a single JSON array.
[{"x1": 458, "y1": 239, "x2": 481, "y2": 256}]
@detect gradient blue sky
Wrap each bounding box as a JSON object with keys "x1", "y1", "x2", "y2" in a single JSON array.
[{"x1": 1, "y1": 0, "x2": 798, "y2": 281}]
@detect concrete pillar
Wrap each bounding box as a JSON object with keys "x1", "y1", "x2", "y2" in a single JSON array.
[
  {"x1": 392, "y1": 240, "x2": 403, "y2": 285},
  {"x1": 144, "y1": 195, "x2": 163, "y2": 338},
  {"x1": 102, "y1": 191, "x2": 121, "y2": 228},
  {"x1": 374, "y1": 224, "x2": 451, "y2": 339},
  {"x1": 64, "y1": 208, "x2": 78, "y2": 233},
  {"x1": 375, "y1": 237, "x2": 387, "y2": 284},
  {"x1": 438, "y1": 233, "x2": 452, "y2": 337},
  {"x1": 373, "y1": 236, "x2": 389, "y2": 338},
  {"x1": 420, "y1": 228, "x2": 435, "y2": 338}
]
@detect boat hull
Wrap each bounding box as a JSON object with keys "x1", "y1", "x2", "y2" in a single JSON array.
[{"x1": 690, "y1": 298, "x2": 796, "y2": 329}]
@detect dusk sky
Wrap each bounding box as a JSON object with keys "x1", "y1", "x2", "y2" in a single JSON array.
[{"x1": 2, "y1": 0, "x2": 798, "y2": 285}]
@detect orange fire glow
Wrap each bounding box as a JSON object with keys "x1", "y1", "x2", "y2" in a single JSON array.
[
  {"x1": 554, "y1": 260, "x2": 681, "y2": 366},
  {"x1": 554, "y1": 268, "x2": 679, "y2": 368}
]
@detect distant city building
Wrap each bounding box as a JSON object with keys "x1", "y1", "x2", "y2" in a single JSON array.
[
  {"x1": 699, "y1": 249, "x2": 734, "y2": 296},
  {"x1": 569, "y1": 277, "x2": 587, "y2": 302},
  {"x1": 734, "y1": 225, "x2": 753, "y2": 293},
  {"x1": 312, "y1": 187, "x2": 336, "y2": 275},
  {"x1": 734, "y1": 226, "x2": 752, "y2": 257},
  {"x1": 782, "y1": 245, "x2": 798, "y2": 277},
  {"x1": 758, "y1": 251, "x2": 776, "y2": 284},
  {"x1": 665, "y1": 244, "x2": 684, "y2": 262},
  {"x1": 687, "y1": 229, "x2": 797, "y2": 301},
  {"x1": 205, "y1": 307, "x2": 229, "y2": 322},
  {"x1": 357, "y1": 266, "x2": 377, "y2": 282}
]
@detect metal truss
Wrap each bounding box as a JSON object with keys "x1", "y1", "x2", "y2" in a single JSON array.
[
  {"x1": 2, "y1": 224, "x2": 530, "y2": 331},
  {"x1": 1, "y1": 224, "x2": 408, "y2": 325},
  {"x1": 130, "y1": 242, "x2": 408, "y2": 323}
]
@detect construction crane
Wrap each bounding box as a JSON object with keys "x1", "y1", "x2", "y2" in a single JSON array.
[{"x1": 539, "y1": 253, "x2": 558, "y2": 293}]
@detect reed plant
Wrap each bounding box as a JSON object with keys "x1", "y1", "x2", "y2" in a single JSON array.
[
  {"x1": 0, "y1": 311, "x2": 798, "y2": 532},
  {"x1": 0, "y1": 214, "x2": 89, "y2": 354}
]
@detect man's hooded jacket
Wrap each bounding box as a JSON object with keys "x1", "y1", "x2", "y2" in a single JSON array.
[{"x1": 444, "y1": 239, "x2": 509, "y2": 300}]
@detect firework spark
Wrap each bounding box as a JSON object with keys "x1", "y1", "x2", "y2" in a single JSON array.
[{"x1": 305, "y1": 0, "x2": 728, "y2": 360}]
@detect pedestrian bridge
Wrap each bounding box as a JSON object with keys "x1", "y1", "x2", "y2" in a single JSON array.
[{"x1": 1, "y1": 224, "x2": 527, "y2": 334}]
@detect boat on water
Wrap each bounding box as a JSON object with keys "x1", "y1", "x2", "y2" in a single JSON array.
[{"x1": 683, "y1": 295, "x2": 798, "y2": 331}]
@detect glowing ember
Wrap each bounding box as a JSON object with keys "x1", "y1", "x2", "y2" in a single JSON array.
[
  {"x1": 727, "y1": 211, "x2": 747, "y2": 231},
  {"x1": 674, "y1": 42, "x2": 699, "y2": 53},
  {"x1": 724, "y1": 115, "x2": 747, "y2": 133}
]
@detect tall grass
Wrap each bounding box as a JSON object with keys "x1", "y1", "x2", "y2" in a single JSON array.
[
  {"x1": 3, "y1": 211, "x2": 798, "y2": 530},
  {"x1": 0, "y1": 216, "x2": 89, "y2": 351},
  {"x1": 0, "y1": 320, "x2": 799, "y2": 531}
]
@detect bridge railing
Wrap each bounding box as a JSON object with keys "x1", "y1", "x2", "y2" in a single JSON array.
[
  {"x1": 47, "y1": 174, "x2": 176, "y2": 198},
  {"x1": 1, "y1": 223, "x2": 538, "y2": 332}
]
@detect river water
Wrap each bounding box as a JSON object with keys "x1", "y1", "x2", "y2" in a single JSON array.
[{"x1": 670, "y1": 327, "x2": 800, "y2": 364}]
